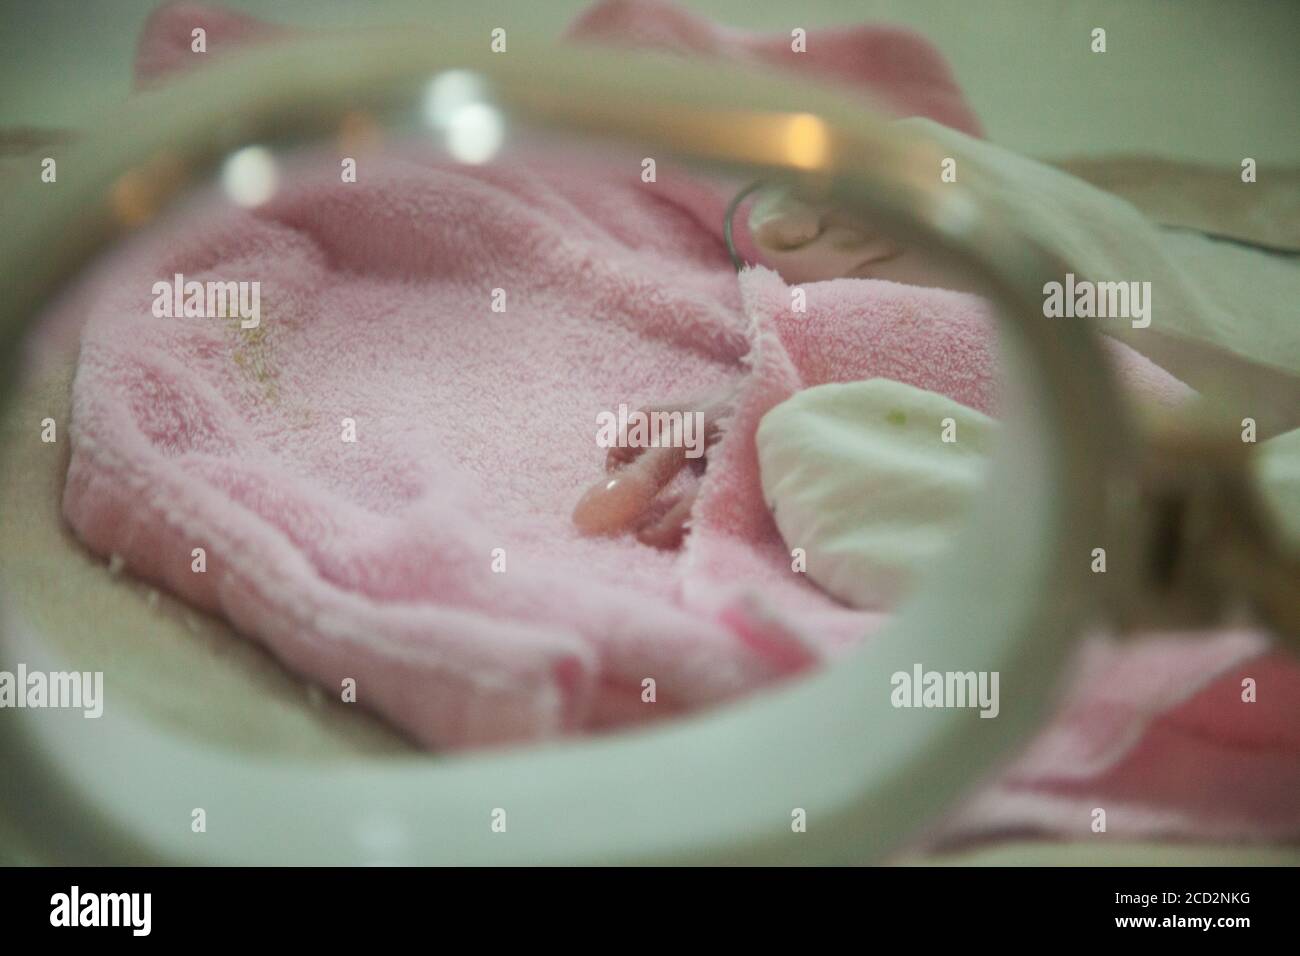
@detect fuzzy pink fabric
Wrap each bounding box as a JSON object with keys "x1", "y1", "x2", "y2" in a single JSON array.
[
  {"x1": 59, "y1": 1, "x2": 1299, "y2": 844},
  {"x1": 935, "y1": 640, "x2": 1300, "y2": 846},
  {"x1": 567, "y1": 0, "x2": 984, "y2": 137},
  {"x1": 132, "y1": 0, "x2": 289, "y2": 86}
]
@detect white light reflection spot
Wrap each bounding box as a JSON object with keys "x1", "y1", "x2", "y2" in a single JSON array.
[
  {"x1": 220, "y1": 145, "x2": 278, "y2": 208},
  {"x1": 423, "y1": 70, "x2": 504, "y2": 165},
  {"x1": 422, "y1": 70, "x2": 487, "y2": 128},
  {"x1": 445, "y1": 103, "x2": 505, "y2": 165}
]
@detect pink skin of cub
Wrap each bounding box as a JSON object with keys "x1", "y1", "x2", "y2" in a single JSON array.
[
  {"x1": 571, "y1": 399, "x2": 725, "y2": 549},
  {"x1": 572, "y1": 192, "x2": 959, "y2": 548}
]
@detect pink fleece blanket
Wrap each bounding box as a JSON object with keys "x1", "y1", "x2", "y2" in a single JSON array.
[{"x1": 62, "y1": 0, "x2": 1299, "y2": 846}]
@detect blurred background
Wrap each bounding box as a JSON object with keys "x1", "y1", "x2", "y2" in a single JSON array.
[{"x1": 3, "y1": 0, "x2": 1298, "y2": 164}]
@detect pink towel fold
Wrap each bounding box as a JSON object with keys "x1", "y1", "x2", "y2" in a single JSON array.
[
  {"x1": 60, "y1": 0, "x2": 1299, "y2": 845},
  {"x1": 566, "y1": 0, "x2": 984, "y2": 137}
]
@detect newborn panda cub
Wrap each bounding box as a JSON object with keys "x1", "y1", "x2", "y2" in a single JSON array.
[{"x1": 572, "y1": 186, "x2": 960, "y2": 548}]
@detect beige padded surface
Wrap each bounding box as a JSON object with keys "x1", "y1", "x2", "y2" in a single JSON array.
[{"x1": 1057, "y1": 157, "x2": 1300, "y2": 252}]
